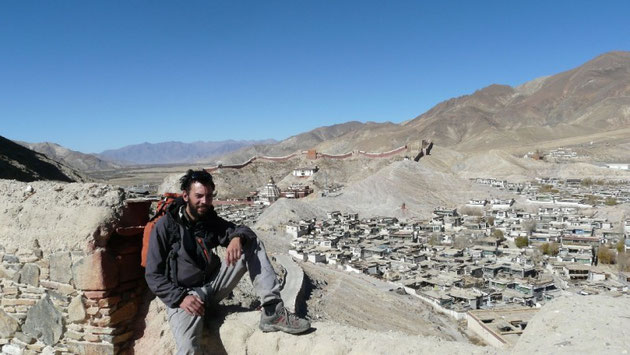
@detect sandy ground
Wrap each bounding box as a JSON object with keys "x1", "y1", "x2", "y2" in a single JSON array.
[{"x1": 299, "y1": 261, "x2": 468, "y2": 341}]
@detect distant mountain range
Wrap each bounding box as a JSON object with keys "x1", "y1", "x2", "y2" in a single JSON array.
[
  {"x1": 98, "y1": 139, "x2": 277, "y2": 165},
  {"x1": 5, "y1": 50, "x2": 630, "y2": 179}
]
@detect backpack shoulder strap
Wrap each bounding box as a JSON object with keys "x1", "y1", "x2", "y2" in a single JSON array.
[{"x1": 164, "y1": 217, "x2": 184, "y2": 287}]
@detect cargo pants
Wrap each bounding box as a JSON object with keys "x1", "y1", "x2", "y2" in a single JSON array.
[{"x1": 166, "y1": 238, "x2": 281, "y2": 355}]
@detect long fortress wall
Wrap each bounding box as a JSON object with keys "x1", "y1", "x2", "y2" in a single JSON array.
[
  {"x1": 204, "y1": 144, "x2": 419, "y2": 172},
  {"x1": 357, "y1": 145, "x2": 408, "y2": 158}
]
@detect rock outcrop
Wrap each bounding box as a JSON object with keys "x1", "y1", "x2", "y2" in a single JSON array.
[
  {"x1": 0, "y1": 180, "x2": 125, "y2": 251},
  {"x1": 134, "y1": 298, "x2": 498, "y2": 355}
]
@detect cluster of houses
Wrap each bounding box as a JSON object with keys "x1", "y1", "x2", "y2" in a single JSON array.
[
  {"x1": 286, "y1": 205, "x2": 630, "y2": 316},
  {"x1": 214, "y1": 203, "x2": 265, "y2": 226},
  {"x1": 524, "y1": 147, "x2": 579, "y2": 161},
  {"x1": 212, "y1": 174, "x2": 630, "y2": 347},
  {"x1": 472, "y1": 177, "x2": 630, "y2": 206},
  {"x1": 547, "y1": 147, "x2": 579, "y2": 160}
]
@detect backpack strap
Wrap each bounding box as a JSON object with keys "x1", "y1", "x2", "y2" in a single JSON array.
[{"x1": 164, "y1": 222, "x2": 184, "y2": 287}]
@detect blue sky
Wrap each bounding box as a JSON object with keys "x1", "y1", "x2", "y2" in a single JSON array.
[{"x1": 1, "y1": 1, "x2": 629, "y2": 153}]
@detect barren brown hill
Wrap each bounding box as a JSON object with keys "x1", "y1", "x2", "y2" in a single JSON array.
[
  {"x1": 404, "y1": 51, "x2": 630, "y2": 150},
  {"x1": 0, "y1": 136, "x2": 88, "y2": 182},
  {"x1": 215, "y1": 51, "x2": 630, "y2": 160},
  {"x1": 203, "y1": 121, "x2": 398, "y2": 164}
]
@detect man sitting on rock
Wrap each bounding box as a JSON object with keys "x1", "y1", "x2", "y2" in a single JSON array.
[{"x1": 145, "y1": 169, "x2": 310, "y2": 354}]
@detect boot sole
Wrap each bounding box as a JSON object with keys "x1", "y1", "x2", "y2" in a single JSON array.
[{"x1": 259, "y1": 323, "x2": 310, "y2": 334}]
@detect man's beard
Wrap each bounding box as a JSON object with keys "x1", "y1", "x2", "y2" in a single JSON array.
[{"x1": 187, "y1": 201, "x2": 212, "y2": 220}]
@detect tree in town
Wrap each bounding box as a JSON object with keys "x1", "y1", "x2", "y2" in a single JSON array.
[
  {"x1": 539, "y1": 242, "x2": 560, "y2": 256},
  {"x1": 515, "y1": 236, "x2": 529, "y2": 248},
  {"x1": 597, "y1": 246, "x2": 616, "y2": 265}
]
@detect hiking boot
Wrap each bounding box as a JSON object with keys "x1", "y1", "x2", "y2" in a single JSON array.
[{"x1": 259, "y1": 302, "x2": 311, "y2": 334}]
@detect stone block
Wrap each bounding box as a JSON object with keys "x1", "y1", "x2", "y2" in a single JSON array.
[
  {"x1": 83, "y1": 326, "x2": 116, "y2": 335},
  {"x1": 72, "y1": 250, "x2": 119, "y2": 291},
  {"x1": 57, "y1": 284, "x2": 76, "y2": 296},
  {"x1": 99, "y1": 308, "x2": 113, "y2": 316},
  {"x1": 64, "y1": 330, "x2": 83, "y2": 340},
  {"x1": 67, "y1": 323, "x2": 82, "y2": 331},
  {"x1": 68, "y1": 296, "x2": 86, "y2": 323},
  {"x1": 49, "y1": 252, "x2": 73, "y2": 284},
  {"x1": 40, "y1": 281, "x2": 75, "y2": 296},
  {"x1": 19, "y1": 256, "x2": 39, "y2": 263},
  {"x1": 3, "y1": 255, "x2": 19, "y2": 263},
  {"x1": 93, "y1": 316, "x2": 111, "y2": 327},
  {"x1": 18, "y1": 264, "x2": 40, "y2": 287},
  {"x1": 2, "y1": 343, "x2": 24, "y2": 355},
  {"x1": 22, "y1": 296, "x2": 63, "y2": 346},
  {"x1": 83, "y1": 333, "x2": 100, "y2": 342},
  {"x1": 0, "y1": 309, "x2": 19, "y2": 338},
  {"x1": 39, "y1": 280, "x2": 59, "y2": 289},
  {"x1": 2, "y1": 298, "x2": 37, "y2": 306},
  {"x1": 21, "y1": 286, "x2": 45, "y2": 294},
  {"x1": 83, "y1": 291, "x2": 110, "y2": 300},
  {"x1": 26, "y1": 342, "x2": 45, "y2": 352},
  {"x1": 86, "y1": 307, "x2": 100, "y2": 316},
  {"x1": 97, "y1": 296, "x2": 120, "y2": 308},
  {"x1": 66, "y1": 341, "x2": 114, "y2": 355},
  {"x1": 2, "y1": 286, "x2": 18, "y2": 295}
]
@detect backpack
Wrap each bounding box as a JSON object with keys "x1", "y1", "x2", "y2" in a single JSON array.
[{"x1": 141, "y1": 193, "x2": 182, "y2": 268}]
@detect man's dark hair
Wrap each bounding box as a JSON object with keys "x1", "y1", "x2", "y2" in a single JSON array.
[{"x1": 179, "y1": 169, "x2": 215, "y2": 192}]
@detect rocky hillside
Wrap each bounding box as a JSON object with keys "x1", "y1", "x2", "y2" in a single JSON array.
[
  {"x1": 0, "y1": 136, "x2": 88, "y2": 182},
  {"x1": 214, "y1": 121, "x2": 397, "y2": 164},
  {"x1": 18, "y1": 141, "x2": 119, "y2": 172},
  {"x1": 404, "y1": 51, "x2": 630, "y2": 151},
  {"x1": 216, "y1": 51, "x2": 630, "y2": 160}
]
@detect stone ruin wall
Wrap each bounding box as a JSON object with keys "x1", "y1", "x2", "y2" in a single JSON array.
[{"x1": 0, "y1": 181, "x2": 150, "y2": 355}]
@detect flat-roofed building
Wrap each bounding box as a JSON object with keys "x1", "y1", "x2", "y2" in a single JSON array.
[{"x1": 467, "y1": 307, "x2": 539, "y2": 348}]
